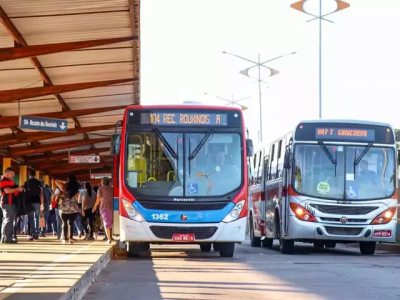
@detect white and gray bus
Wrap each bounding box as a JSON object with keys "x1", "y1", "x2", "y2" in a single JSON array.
[{"x1": 248, "y1": 120, "x2": 397, "y2": 255}]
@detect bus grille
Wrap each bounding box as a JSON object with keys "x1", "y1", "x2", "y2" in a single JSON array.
[
  {"x1": 139, "y1": 201, "x2": 229, "y2": 211},
  {"x1": 325, "y1": 226, "x2": 363, "y2": 236},
  {"x1": 320, "y1": 217, "x2": 368, "y2": 223},
  {"x1": 150, "y1": 226, "x2": 218, "y2": 240},
  {"x1": 310, "y1": 204, "x2": 379, "y2": 215}
]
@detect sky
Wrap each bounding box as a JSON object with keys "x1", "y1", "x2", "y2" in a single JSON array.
[{"x1": 141, "y1": 0, "x2": 400, "y2": 145}]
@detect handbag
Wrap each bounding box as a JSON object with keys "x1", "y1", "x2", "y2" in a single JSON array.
[{"x1": 40, "y1": 213, "x2": 46, "y2": 228}]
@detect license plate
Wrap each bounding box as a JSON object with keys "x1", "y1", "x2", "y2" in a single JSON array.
[
  {"x1": 172, "y1": 234, "x2": 195, "y2": 242},
  {"x1": 374, "y1": 230, "x2": 392, "y2": 237}
]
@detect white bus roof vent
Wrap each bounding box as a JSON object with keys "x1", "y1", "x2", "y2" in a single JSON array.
[{"x1": 182, "y1": 100, "x2": 202, "y2": 105}]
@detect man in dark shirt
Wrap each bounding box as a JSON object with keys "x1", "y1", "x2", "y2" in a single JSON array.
[
  {"x1": 41, "y1": 183, "x2": 52, "y2": 237},
  {"x1": 1, "y1": 167, "x2": 23, "y2": 243},
  {"x1": 24, "y1": 169, "x2": 44, "y2": 240}
]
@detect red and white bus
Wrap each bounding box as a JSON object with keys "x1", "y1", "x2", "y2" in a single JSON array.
[
  {"x1": 248, "y1": 120, "x2": 397, "y2": 255},
  {"x1": 112, "y1": 105, "x2": 253, "y2": 257}
]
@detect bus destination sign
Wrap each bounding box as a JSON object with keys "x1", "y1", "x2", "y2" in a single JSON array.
[
  {"x1": 315, "y1": 128, "x2": 375, "y2": 141},
  {"x1": 141, "y1": 112, "x2": 228, "y2": 126}
]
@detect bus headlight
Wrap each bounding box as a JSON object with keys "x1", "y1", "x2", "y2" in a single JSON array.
[
  {"x1": 122, "y1": 199, "x2": 145, "y2": 222},
  {"x1": 223, "y1": 200, "x2": 245, "y2": 223}
]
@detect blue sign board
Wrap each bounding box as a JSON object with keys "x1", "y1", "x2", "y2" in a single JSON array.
[{"x1": 20, "y1": 116, "x2": 68, "y2": 132}]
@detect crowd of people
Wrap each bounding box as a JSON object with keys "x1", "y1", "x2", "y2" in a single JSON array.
[{"x1": 0, "y1": 167, "x2": 114, "y2": 245}]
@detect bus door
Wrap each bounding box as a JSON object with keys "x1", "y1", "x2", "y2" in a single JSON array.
[
  {"x1": 282, "y1": 139, "x2": 293, "y2": 237},
  {"x1": 262, "y1": 155, "x2": 273, "y2": 236}
]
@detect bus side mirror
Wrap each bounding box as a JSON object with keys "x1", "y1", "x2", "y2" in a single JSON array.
[
  {"x1": 110, "y1": 134, "x2": 121, "y2": 155},
  {"x1": 246, "y1": 139, "x2": 254, "y2": 157},
  {"x1": 284, "y1": 151, "x2": 291, "y2": 169}
]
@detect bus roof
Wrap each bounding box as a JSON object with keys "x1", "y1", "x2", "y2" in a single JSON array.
[
  {"x1": 298, "y1": 119, "x2": 394, "y2": 129},
  {"x1": 124, "y1": 104, "x2": 243, "y2": 113}
]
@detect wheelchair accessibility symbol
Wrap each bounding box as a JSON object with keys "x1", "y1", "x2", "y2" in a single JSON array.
[
  {"x1": 346, "y1": 185, "x2": 358, "y2": 199},
  {"x1": 187, "y1": 183, "x2": 198, "y2": 195}
]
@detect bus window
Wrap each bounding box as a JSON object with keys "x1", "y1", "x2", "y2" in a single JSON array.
[
  {"x1": 257, "y1": 149, "x2": 264, "y2": 184},
  {"x1": 276, "y1": 139, "x2": 283, "y2": 178},
  {"x1": 269, "y1": 144, "x2": 276, "y2": 180}
]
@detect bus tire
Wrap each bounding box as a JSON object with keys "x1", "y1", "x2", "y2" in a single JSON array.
[
  {"x1": 325, "y1": 241, "x2": 336, "y2": 249},
  {"x1": 262, "y1": 238, "x2": 273, "y2": 248},
  {"x1": 360, "y1": 242, "x2": 376, "y2": 255},
  {"x1": 250, "y1": 215, "x2": 261, "y2": 247},
  {"x1": 313, "y1": 241, "x2": 325, "y2": 249},
  {"x1": 219, "y1": 243, "x2": 235, "y2": 257},
  {"x1": 200, "y1": 243, "x2": 212, "y2": 252},
  {"x1": 280, "y1": 239, "x2": 294, "y2": 254},
  {"x1": 213, "y1": 243, "x2": 220, "y2": 251},
  {"x1": 127, "y1": 242, "x2": 141, "y2": 257}
]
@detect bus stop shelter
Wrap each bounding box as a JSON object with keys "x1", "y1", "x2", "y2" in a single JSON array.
[{"x1": 0, "y1": 0, "x2": 140, "y2": 185}]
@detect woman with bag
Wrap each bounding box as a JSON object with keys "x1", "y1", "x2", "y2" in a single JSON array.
[{"x1": 55, "y1": 175, "x2": 80, "y2": 244}]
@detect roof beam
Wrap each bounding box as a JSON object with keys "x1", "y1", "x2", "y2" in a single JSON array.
[
  {"x1": 9, "y1": 137, "x2": 110, "y2": 157},
  {"x1": 0, "y1": 124, "x2": 114, "y2": 146},
  {"x1": 0, "y1": 105, "x2": 126, "y2": 129},
  {"x1": 129, "y1": 0, "x2": 140, "y2": 104},
  {"x1": 39, "y1": 155, "x2": 113, "y2": 169},
  {"x1": 25, "y1": 147, "x2": 110, "y2": 163},
  {"x1": 0, "y1": 36, "x2": 138, "y2": 62},
  {"x1": 0, "y1": 78, "x2": 137, "y2": 103},
  {"x1": 47, "y1": 162, "x2": 112, "y2": 175}
]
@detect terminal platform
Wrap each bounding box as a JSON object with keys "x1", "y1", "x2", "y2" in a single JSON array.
[{"x1": 0, "y1": 236, "x2": 115, "y2": 300}]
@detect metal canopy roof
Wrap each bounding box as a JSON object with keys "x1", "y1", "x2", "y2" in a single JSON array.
[{"x1": 0, "y1": 0, "x2": 140, "y2": 182}]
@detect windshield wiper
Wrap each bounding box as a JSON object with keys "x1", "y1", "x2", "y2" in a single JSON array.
[
  {"x1": 189, "y1": 128, "x2": 215, "y2": 160},
  {"x1": 318, "y1": 142, "x2": 337, "y2": 176},
  {"x1": 353, "y1": 143, "x2": 373, "y2": 178},
  {"x1": 153, "y1": 128, "x2": 178, "y2": 160},
  {"x1": 188, "y1": 139, "x2": 192, "y2": 177}
]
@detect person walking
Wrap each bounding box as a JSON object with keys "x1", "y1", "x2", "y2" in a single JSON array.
[
  {"x1": 80, "y1": 182, "x2": 97, "y2": 241},
  {"x1": 25, "y1": 170, "x2": 44, "y2": 241},
  {"x1": 40, "y1": 183, "x2": 52, "y2": 237},
  {"x1": 92, "y1": 177, "x2": 113, "y2": 243},
  {"x1": 53, "y1": 187, "x2": 63, "y2": 240},
  {"x1": 55, "y1": 175, "x2": 80, "y2": 244},
  {"x1": 0, "y1": 167, "x2": 23, "y2": 244},
  {"x1": 74, "y1": 183, "x2": 85, "y2": 238}
]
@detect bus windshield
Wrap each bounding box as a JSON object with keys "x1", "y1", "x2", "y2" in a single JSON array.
[
  {"x1": 293, "y1": 144, "x2": 396, "y2": 200},
  {"x1": 125, "y1": 132, "x2": 242, "y2": 198}
]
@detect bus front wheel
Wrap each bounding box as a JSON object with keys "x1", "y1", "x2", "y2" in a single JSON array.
[
  {"x1": 200, "y1": 243, "x2": 212, "y2": 252},
  {"x1": 219, "y1": 243, "x2": 235, "y2": 257},
  {"x1": 280, "y1": 239, "x2": 294, "y2": 254},
  {"x1": 360, "y1": 242, "x2": 376, "y2": 255},
  {"x1": 127, "y1": 242, "x2": 149, "y2": 257}
]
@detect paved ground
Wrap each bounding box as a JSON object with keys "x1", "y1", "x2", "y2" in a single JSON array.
[
  {"x1": 0, "y1": 236, "x2": 114, "y2": 300},
  {"x1": 84, "y1": 242, "x2": 400, "y2": 300}
]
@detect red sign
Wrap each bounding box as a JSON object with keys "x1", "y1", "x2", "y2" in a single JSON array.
[
  {"x1": 172, "y1": 234, "x2": 195, "y2": 242},
  {"x1": 373, "y1": 230, "x2": 392, "y2": 238}
]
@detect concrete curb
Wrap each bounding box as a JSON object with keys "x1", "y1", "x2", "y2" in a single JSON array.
[{"x1": 59, "y1": 245, "x2": 114, "y2": 300}]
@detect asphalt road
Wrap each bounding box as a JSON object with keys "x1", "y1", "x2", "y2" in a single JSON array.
[{"x1": 83, "y1": 242, "x2": 400, "y2": 300}]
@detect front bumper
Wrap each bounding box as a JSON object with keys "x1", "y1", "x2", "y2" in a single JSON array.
[
  {"x1": 287, "y1": 216, "x2": 396, "y2": 243},
  {"x1": 119, "y1": 216, "x2": 247, "y2": 243}
]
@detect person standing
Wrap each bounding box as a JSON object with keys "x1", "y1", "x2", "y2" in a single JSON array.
[
  {"x1": 1, "y1": 167, "x2": 23, "y2": 244},
  {"x1": 93, "y1": 177, "x2": 113, "y2": 243},
  {"x1": 40, "y1": 183, "x2": 52, "y2": 237},
  {"x1": 55, "y1": 175, "x2": 80, "y2": 244},
  {"x1": 80, "y1": 182, "x2": 97, "y2": 241},
  {"x1": 24, "y1": 170, "x2": 44, "y2": 241},
  {"x1": 53, "y1": 187, "x2": 63, "y2": 240},
  {"x1": 74, "y1": 182, "x2": 85, "y2": 238}
]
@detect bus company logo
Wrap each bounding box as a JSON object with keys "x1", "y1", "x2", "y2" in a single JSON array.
[
  {"x1": 340, "y1": 216, "x2": 347, "y2": 224},
  {"x1": 173, "y1": 198, "x2": 195, "y2": 202},
  {"x1": 181, "y1": 215, "x2": 188, "y2": 221}
]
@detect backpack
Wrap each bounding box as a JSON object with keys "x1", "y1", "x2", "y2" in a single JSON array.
[{"x1": 24, "y1": 178, "x2": 41, "y2": 197}]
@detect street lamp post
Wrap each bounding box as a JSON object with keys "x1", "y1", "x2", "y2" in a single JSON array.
[
  {"x1": 290, "y1": 0, "x2": 350, "y2": 119},
  {"x1": 222, "y1": 51, "x2": 296, "y2": 142}
]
